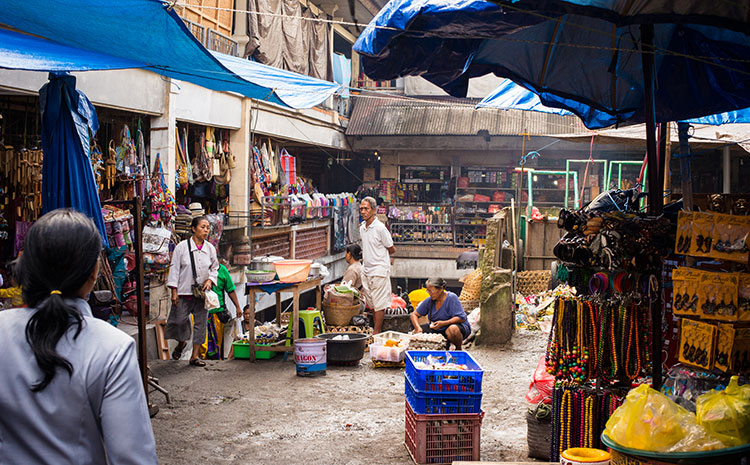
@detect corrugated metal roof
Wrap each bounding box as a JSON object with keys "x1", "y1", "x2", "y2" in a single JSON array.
[{"x1": 346, "y1": 94, "x2": 588, "y2": 137}]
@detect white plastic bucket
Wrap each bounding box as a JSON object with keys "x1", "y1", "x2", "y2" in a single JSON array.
[{"x1": 295, "y1": 338, "x2": 326, "y2": 376}]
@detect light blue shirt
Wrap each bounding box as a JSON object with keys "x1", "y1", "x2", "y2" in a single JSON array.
[{"x1": 0, "y1": 298, "x2": 157, "y2": 464}]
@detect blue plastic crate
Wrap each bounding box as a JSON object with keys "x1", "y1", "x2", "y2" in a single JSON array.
[
  {"x1": 405, "y1": 376, "x2": 482, "y2": 415},
  {"x1": 405, "y1": 350, "x2": 484, "y2": 394}
]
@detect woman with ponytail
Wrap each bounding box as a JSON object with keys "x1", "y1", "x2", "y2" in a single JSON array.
[{"x1": 0, "y1": 209, "x2": 157, "y2": 464}]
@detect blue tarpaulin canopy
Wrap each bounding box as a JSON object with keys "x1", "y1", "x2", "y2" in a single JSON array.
[
  {"x1": 0, "y1": 0, "x2": 340, "y2": 109},
  {"x1": 40, "y1": 73, "x2": 108, "y2": 244},
  {"x1": 212, "y1": 52, "x2": 342, "y2": 109},
  {"x1": 478, "y1": 77, "x2": 750, "y2": 126},
  {"x1": 354, "y1": 0, "x2": 750, "y2": 129},
  {"x1": 477, "y1": 79, "x2": 573, "y2": 115}
]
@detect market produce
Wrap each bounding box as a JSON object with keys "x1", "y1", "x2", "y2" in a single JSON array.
[{"x1": 604, "y1": 384, "x2": 725, "y2": 452}]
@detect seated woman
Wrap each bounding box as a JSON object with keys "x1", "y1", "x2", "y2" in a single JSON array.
[
  {"x1": 410, "y1": 277, "x2": 470, "y2": 350},
  {"x1": 341, "y1": 243, "x2": 362, "y2": 291}
]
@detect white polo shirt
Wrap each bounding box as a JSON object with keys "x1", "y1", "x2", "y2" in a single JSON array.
[{"x1": 360, "y1": 217, "x2": 393, "y2": 277}]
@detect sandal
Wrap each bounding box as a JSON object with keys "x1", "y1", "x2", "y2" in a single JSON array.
[
  {"x1": 189, "y1": 358, "x2": 206, "y2": 367},
  {"x1": 172, "y1": 342, "x2": 186, "y2": 360}
]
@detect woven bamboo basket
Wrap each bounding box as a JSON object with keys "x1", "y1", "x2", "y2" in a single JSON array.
[
  {"x1": 460, "y1": 299, "x2": 480, "y2": 313},
  {"x1": 459, "y1": 268, "x2": 483, "y2": 301},
  {"x1": 517, "y1": 270, "x2": 551, "y2": 297},
  {"x1": 322, "y1": 302, "x2": 361, "y2": 326},
  {"x1": 526, "y1": 411, "x2": 551, "y2": 460}
]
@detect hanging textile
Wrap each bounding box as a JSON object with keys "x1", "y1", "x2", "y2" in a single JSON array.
[{"x1": 280, "y1": 148, "x2": 296, "y2": 185}]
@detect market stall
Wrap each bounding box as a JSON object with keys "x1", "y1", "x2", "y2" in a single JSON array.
[{"x1": 536, "y1": 190, "x2": 750, "y2": 464}]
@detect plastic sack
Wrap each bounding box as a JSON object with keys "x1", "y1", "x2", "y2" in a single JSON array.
[
  {"x1": 391, "y1": 294, "x2": 407, "y2": 309},
  {"x1": 526, "y1": 355, "x2": 554, "y2": 404},
  {"x1": 696, "y1": 376, "x2": 750, "y2": 447},
  {"x1": 605, "y1": 384, "x2": 725, "y2": 452},
  {"x1": 204, "y1": 290, "x2": 220, "y2": 310}
]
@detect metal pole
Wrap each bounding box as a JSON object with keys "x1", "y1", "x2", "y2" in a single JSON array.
[
  {"x1": 642, "y1": 24, "x2": 662, "y2": 216},
  {"x1": 132, "y1": 196, "x2": 148, "y2": 398},
  {"x1": 678, "y1": 122, "x2": 694, "y2": 211},
  {"x1": 641, "y1": 23, "x2": 662, "y2": 390}
]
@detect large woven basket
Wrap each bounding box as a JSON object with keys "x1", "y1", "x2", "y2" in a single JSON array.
[
  {"x1": 459, "y1": 268, "x2": 483, "y2": 301},
  {"x1": 526, "y1": 411, "x2": 551, "y2": 460},
  {"x1": 460, "y1": 299, "x2": 480, "y2": 313},
  {"x1": 517, "y1": 270, "x2": 551, "y2": 297},
  {"x1": 323, "y1": 302, "x2": 361, "y2": 326}
]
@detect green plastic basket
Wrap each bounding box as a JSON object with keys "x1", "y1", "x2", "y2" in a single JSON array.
[{"x1": 232, "y1": 341, "x2": 276, "y2": 360}]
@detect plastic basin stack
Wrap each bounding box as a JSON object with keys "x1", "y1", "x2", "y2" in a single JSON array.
[{"x1": 404, "y1": 350, "x2": 484, "y2": 464}]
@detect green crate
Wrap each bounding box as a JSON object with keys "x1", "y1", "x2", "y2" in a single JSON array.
[{"x1": 232, "y1": 341, "x2": 277, "y2": 360}]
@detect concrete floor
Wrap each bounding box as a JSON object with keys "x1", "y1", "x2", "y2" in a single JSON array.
[{"x1": 149, "y1": 331, "x2": 547, "y2": 464}]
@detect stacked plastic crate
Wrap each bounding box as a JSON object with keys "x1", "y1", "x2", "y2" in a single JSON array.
[{"x1": 404, "y1": 350, "x2": 485, "y2": 464}]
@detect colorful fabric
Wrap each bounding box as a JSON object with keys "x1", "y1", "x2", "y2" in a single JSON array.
[{"x1": 281, "y1": 149, "x2": 296, "y2": 185}]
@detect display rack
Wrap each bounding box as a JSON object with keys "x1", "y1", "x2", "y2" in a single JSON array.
[
  {"x1": 525, "y1": 169, "x2": 578, "y2": 215},
  {"x1": 399, "y1": 165, "x2": 451, "y2": 203},
  {"x1": 454, "y1": 166, "x2": 516, "y2": 247},
  {"x1": 390, "y1": 222, "x2": 453, "y2": 245},
  {"x1": 564, "y1": 159, "x2": 606, "y2": 209}
]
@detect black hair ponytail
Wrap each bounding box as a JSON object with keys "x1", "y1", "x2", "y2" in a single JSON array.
[
  {"x1": 346, "y1": 243, "x2": 362, "y2": 261},
  {"x1": 17, "y1": 209, "x2": 101, "y2": 392}
]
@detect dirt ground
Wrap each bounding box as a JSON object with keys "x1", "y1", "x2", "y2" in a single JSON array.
[{"x1": 149, "y1": 330, "x2": 547, "y2": 464}]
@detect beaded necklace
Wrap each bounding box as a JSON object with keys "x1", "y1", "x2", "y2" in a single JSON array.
[
  {"x1": 624, "y1": 303, "x2": 643, "y2": 380},
  {"x1": 560, "y1": 389, "x2": 572, "y2": 453}
]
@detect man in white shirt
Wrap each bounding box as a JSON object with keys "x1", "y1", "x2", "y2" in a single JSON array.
[{"x1": 359, "y1": 196, "x2": 395, "y2": 334}]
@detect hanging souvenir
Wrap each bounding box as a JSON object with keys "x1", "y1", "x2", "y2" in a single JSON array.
[
  {"x1": 105, "y1": 141, "x2": 117, "y2": 190},
  {"x1": 267, "y1": 138, "x2": 278, "y2": 184},
  {"x1": 175, "y1": 128, "x2": 189, "y2": 189},
  {"x1": 90, "y1": 143, "x2": 104, "y2": 190},
  {"x1": 115, "y1": 124, "x2": 137, "y2": 176}
]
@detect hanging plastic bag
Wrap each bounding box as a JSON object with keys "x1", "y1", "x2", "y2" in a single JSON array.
[
  {"x1": 696, "y1": 376, "x2": 750, "y2": 447},
  {"x1": 204, "y1": 290, "x2": 220, "y2": 311},
  {"x1": 526, "y1": 355, "x2": 554, "y2": 404},
  {"x1": 604, "y1": 384, "x2": 725, "y2": 453},
  {"x1": 142, "y1": 225, "x2": 171, "y2": 255}
]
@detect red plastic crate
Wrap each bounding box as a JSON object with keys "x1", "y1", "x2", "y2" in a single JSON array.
[{"x1": 404, "y1": 400, "x2": 483, "y2": 464}]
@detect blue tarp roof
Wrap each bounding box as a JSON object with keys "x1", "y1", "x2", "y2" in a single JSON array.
[
  {"x1": 354, "y1": 0, "x2": 750, "y2": 129},
  {"x1": 478, "y1": 77, "x2": 750, "y2": 126},
  {"x1": 0, "y1": 0, "x2": 340, "y2": 109},
  {"x1": 212, "y1": 52, "x2": 341, "y2": 109},
  {"x1": 476, "y1": 79, "x2": 573, "y2": 116}
]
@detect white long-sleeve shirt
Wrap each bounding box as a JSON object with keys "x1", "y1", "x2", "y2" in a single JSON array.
[
  {"x1": 0, "y1": 298, "x2": 158, "y2": 464},
  {"x1": 167, "y1": 237, "x2": 219, "y2": 295}
]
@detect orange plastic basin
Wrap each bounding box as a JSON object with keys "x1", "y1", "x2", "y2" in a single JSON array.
[{"x1": 273, "y1": 259, "x2": 312, "y2": 283}]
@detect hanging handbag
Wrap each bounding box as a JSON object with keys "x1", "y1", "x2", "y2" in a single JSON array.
[{"x1": 188, "y1": 241, "x2": 206, "y2": 300}]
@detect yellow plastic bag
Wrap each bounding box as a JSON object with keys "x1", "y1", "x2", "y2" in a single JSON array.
[
  {"x1": 697, "y1": 376, "x2": 750, "y2": 447},
  {"x1": 604, "y1": 384, "x2": 725, "y2": 452}
]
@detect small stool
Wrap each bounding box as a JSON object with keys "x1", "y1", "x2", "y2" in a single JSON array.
[{"x1": 286, "y1": 309, "x2": 325, "y2": 344}]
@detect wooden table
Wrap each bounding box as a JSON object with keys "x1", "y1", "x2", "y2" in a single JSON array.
[{"x1": 244, "y1": 277, "x2": 322, "y2": 362}]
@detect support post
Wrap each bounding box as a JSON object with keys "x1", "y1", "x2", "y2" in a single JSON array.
[
  {"x1": 678, "y1": 122, "x2": 694, "y2": 211},
  {"x1": 133, "y1": 196, "x2": 148, "y2": 397},
  {"x1": 723, "y1": 146, "x2": 731, "y2": 194},
  {"x1": 641, "y1": 23, "x2": 662, "y2": 390}
]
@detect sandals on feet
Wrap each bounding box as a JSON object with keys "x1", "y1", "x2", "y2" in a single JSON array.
[
  {"x1": 172, "y1": 343, "x2": 186, "y2": 360},
  {"x1": 189, "y1": 358, "x2": 206, "y2": 367}
]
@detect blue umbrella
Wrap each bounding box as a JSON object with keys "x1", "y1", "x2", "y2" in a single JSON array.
[{"x1": 40, "y1": 72, "x2": 108, "y2": 244}]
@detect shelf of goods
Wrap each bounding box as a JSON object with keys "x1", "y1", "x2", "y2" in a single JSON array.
[
  {"x1": 390, "y1": 223, "x2": 453, "y2": 245},
  {"x1": 399, "y1": 165, "x2": 451, "y2": 204}
]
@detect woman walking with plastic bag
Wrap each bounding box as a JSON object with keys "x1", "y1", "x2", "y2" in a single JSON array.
[
  {"x1": 167, "y1": 216, "x2": 219, "y2": 366},
  {"x1": 0, "y1": 209, "x2": 157, "y2": 464}
]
